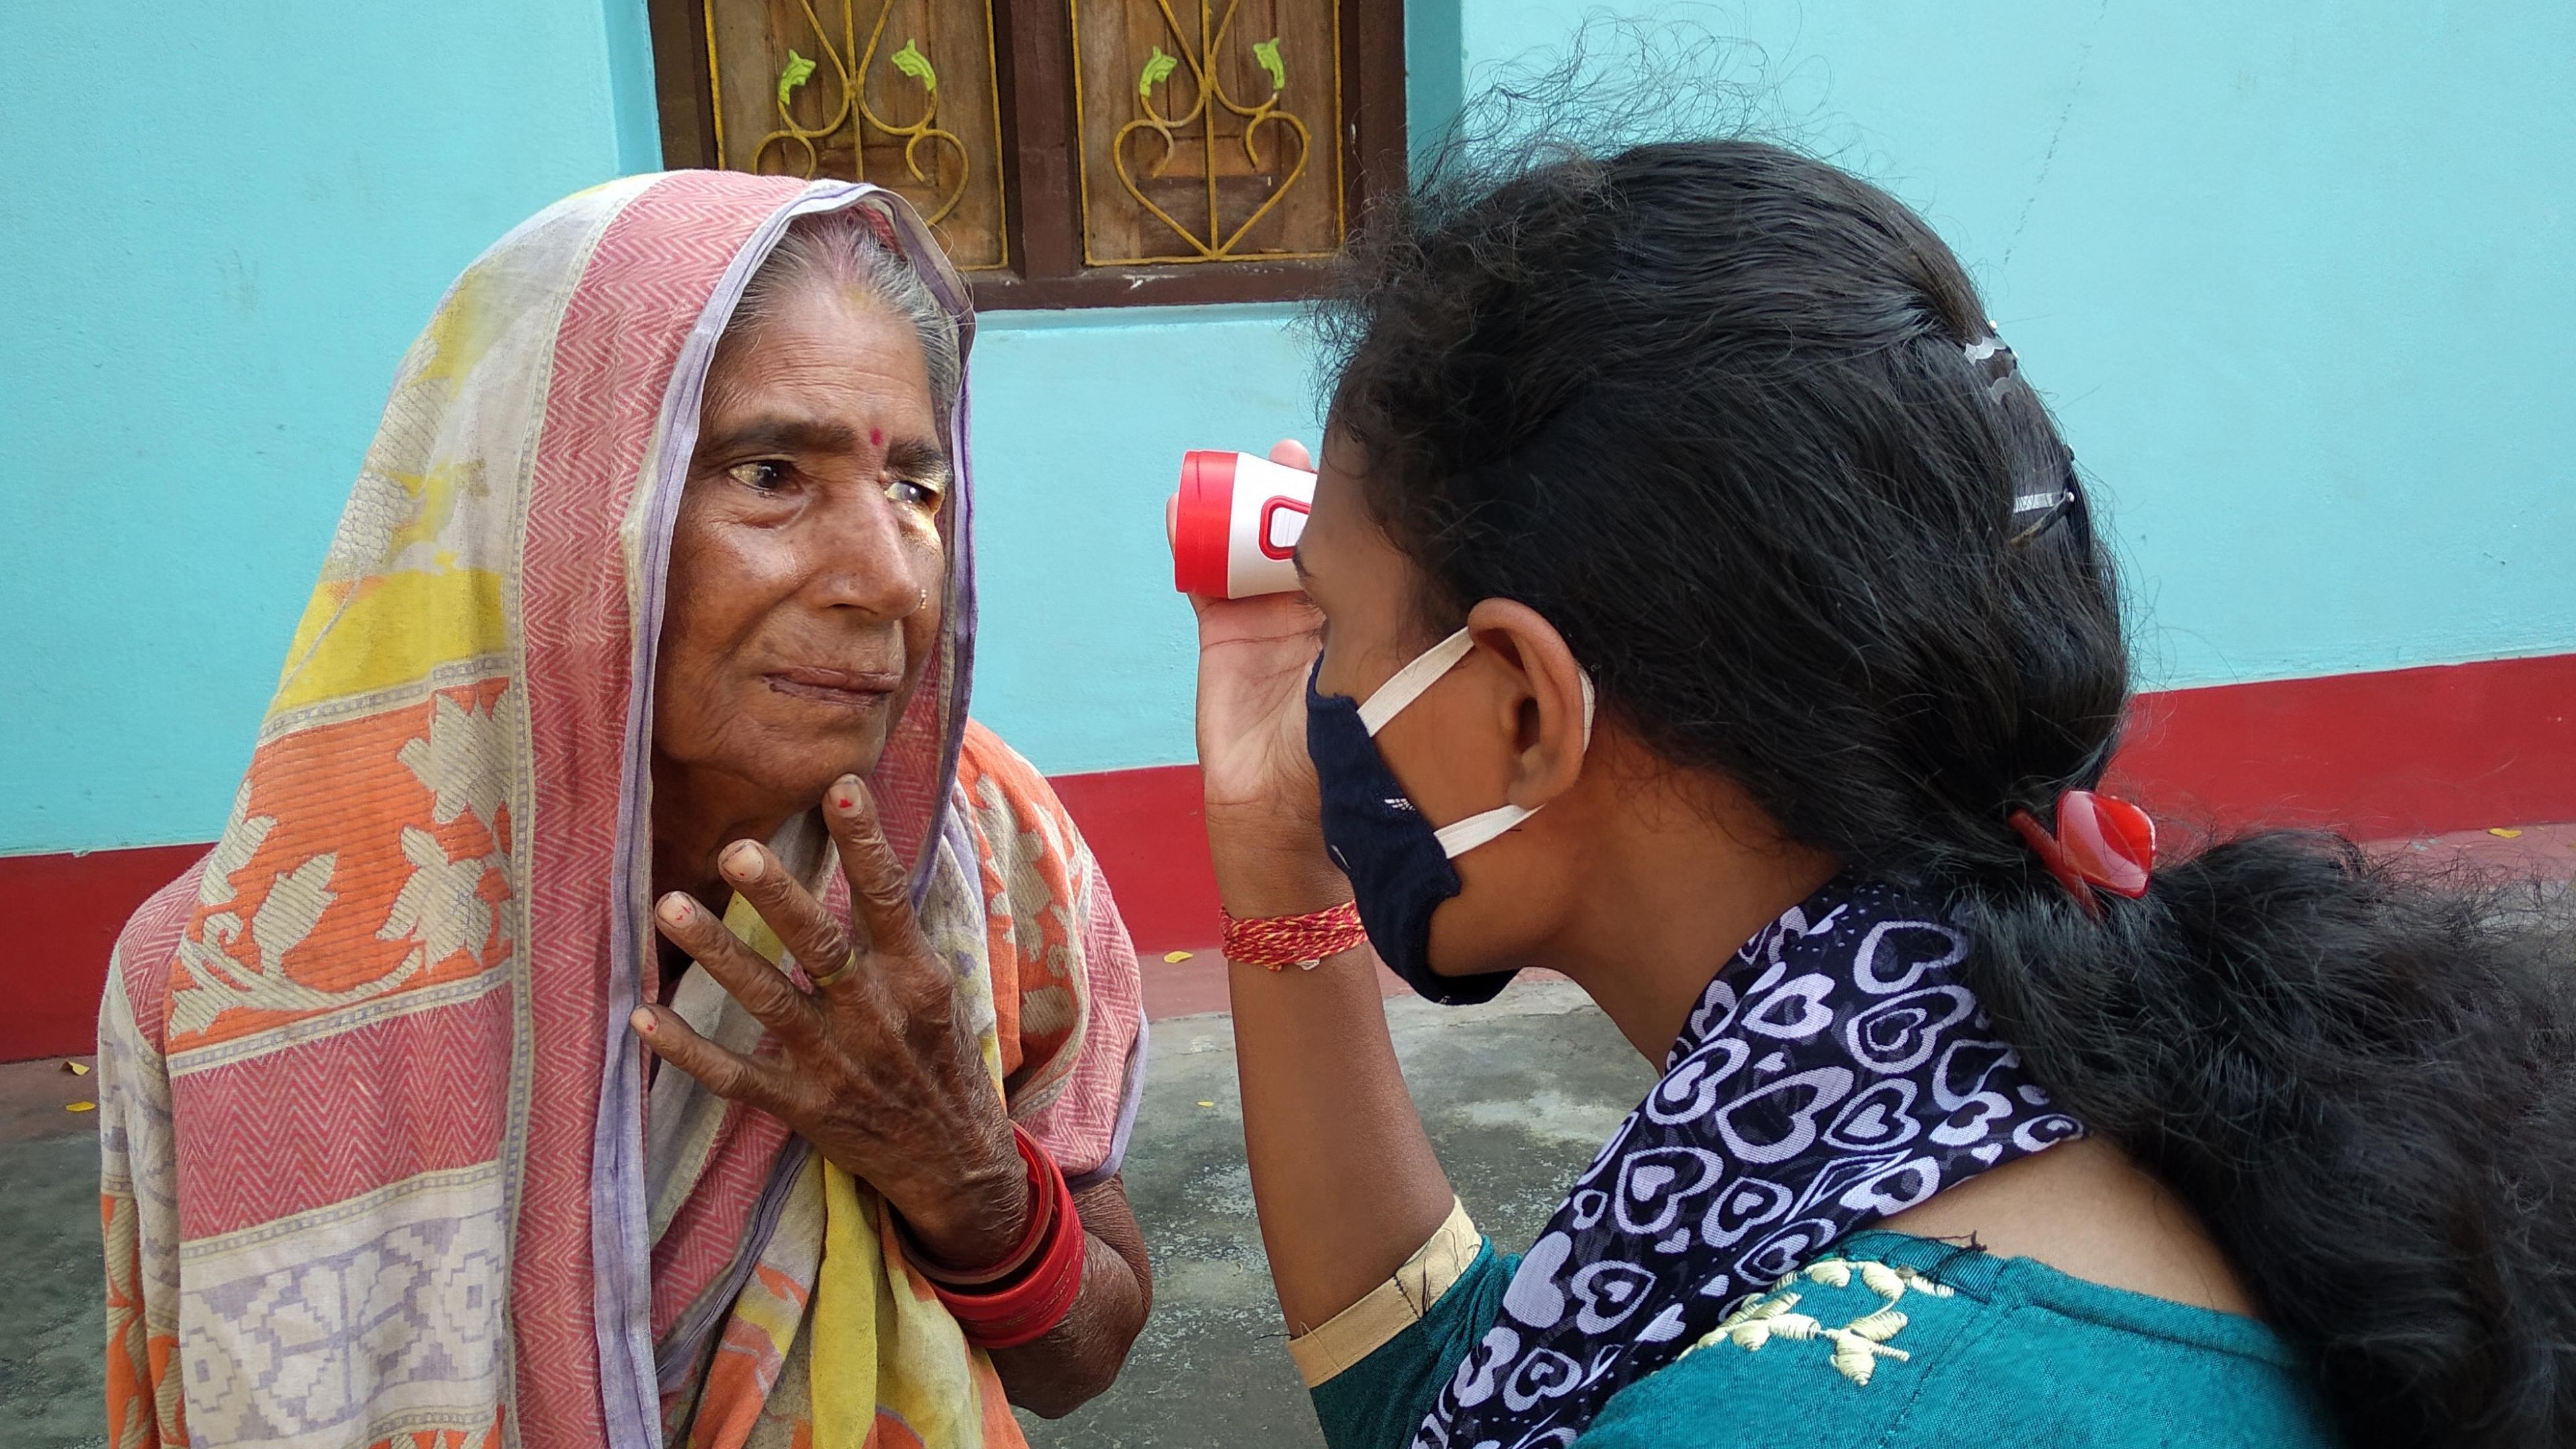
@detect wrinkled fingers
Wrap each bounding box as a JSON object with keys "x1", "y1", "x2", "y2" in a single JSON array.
[
  {"x1": 651, "y1": 890, "x2": 824, "y2": 1048},
  {"x1": 822, "y1": 776, "x2": 939, "y2": 987},
  {"x1": 714, "y1": 839, "x2": 869, "y2": 998},
  {"x1": 629, "y1": 1002, "x2": 803, "y2": 1116}
]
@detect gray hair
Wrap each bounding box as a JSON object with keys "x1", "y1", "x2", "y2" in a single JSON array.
[{"x1": 724, "y1": 207, "x2": 962, "y2": 427}]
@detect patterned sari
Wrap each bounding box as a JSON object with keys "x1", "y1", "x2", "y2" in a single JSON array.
[{"x1": 96, "y1": 172, "x2": 1145, "y2": 1449}]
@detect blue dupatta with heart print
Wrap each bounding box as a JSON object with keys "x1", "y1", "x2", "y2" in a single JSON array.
[{"x1": 1416, "y1": 877, "x2": 2085, "y2": 1449}]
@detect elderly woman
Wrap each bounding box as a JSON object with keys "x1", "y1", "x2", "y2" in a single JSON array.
[{"x1": 97, "y1": 175, "x2": 1148, "y2": 1449}]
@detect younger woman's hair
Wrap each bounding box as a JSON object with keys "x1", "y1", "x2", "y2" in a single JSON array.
[
  {"x1": 724, "y1": 206, "x2": 961, "y2": 423},
  {"x1": 1322, "y1": 135, "x2": 2576, "y2": 1447}
]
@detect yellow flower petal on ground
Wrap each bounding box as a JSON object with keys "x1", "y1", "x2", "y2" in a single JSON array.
[
  {"x1": 63, "y1": 1061, "x2": 90, "y2": 1075},
  {"x1": 1164, "y1": 950, "x2": 1194, "y2": 963},
  {"x1": 66, "y1": 1102, "x2": 97, "y2": 1113},
  {"x1": 2489, "y1": 827, "x2": 2525, "y2": 838}
]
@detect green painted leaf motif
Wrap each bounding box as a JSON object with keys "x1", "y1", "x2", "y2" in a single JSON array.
[
  {"x1": 1252, "y1": 37, "x2": 1286, "y2": 93},
  {"x1": 891, "y1": 38, "x2": 937, "y2": 93},
  {"x1": 1138, "y1": 45, "x2": 1179, "y2": 99},
  {"x1": 777, "y1": 48, "x2": 816, "y2": 111}
]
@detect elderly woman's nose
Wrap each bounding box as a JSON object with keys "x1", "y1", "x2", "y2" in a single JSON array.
[{"x1": 804, "y1": 494, "x2": 934, "y2": 615}]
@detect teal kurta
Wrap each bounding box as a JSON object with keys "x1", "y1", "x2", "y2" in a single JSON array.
[{"x1": 1303, "y1": 1226, "x2": 2341, "y2": 1448}]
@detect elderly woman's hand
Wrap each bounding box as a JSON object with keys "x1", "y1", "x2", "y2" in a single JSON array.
[{"x1": 631, "y1": 774, "x2": 1028, "y2": 1274}]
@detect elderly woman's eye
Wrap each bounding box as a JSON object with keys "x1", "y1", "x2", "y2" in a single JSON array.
[
  {"x1": 724, "y1": 461, "x2": 789, "y2": 492},
  {"x1": 885, "y1": 478, "x2": 942, "y2": 510}
]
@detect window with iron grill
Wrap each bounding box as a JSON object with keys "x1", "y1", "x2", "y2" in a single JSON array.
[{"x1": 647, "y1": 0, "x2": 1406, "y2": 309}]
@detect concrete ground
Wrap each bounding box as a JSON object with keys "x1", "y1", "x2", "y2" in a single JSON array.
[
  {"x1": 0, "y1": 983, "x2": 1650, "y2": 1449},
  {"x1": 1, "y1": 1059, "x2": 113, "y2": 1449}
]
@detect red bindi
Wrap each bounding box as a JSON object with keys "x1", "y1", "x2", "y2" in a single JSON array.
[{"x1": 869, "y1": 427, "x2": 883, "y2": 447}]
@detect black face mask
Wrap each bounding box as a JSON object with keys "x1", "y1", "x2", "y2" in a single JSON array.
[{"x1": 1305, "y1": 630, "x2": 1593, "y2": 1006}]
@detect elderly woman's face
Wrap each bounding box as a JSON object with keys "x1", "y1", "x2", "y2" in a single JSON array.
[{"x1": 656, "y1": 290, "x2": 947, "y2": 819}]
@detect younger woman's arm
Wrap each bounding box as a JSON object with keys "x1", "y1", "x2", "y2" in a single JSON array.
[
  {"x1": 1226, "y1": 927, "x2": 1454, "y2": 1334},
  {"x1": 1191, "y1": 441, "x2": 1456, "y2": 1334}
]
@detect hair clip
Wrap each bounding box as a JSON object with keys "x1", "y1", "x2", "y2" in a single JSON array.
[
  {"x1": 2008, "y1": 484, "x2": 2078, "y2": 545},
  {"x1": 1970, "y1": 328, "x2": 2088, "y2": 548},
  {"x1": 2008, "y1": 789, "x2": 2155, "y2": 919},
  {"x1": 1963, "y1": 330, "x2": 2020, "y2": 400}
]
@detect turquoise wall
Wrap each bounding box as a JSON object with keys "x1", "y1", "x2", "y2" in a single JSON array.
[
  {"x1": 969, "y1": 307, "x2": 1317, "y2": 775},
  {"x1": 4, "y1": 1, "x2": 2571, "y2": 855},
  {"x1": 0, "y1": 0, "x2": 661, "y2": 855}
]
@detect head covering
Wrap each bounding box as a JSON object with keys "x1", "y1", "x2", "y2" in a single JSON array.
[{"x1": 96, "y1": 172, "x2": 1130, "y2": 1449}]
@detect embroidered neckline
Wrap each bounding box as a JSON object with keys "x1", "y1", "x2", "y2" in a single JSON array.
[{"x1": 1686, "y1": 1256, "x2": 1957, "y2": 1387}]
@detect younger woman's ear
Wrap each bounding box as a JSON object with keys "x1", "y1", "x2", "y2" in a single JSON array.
[{"x1": 1465, "y1": 598, "x2": 1589, "y2": 810}]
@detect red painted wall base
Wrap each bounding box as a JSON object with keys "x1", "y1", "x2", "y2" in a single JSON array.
[
  {"x1": 2, "y1": 844, "x2": 215, "y2": 1067},
  {"x1": 2104, "y1": 653, "x2": 2576, "y2": 839},
  {"x1": 1046, "y1": 765, "x2": 1219, "y2": 956},
  {"x1": 9, "y1": 651, "x2": 2570, "y2": 1062}
]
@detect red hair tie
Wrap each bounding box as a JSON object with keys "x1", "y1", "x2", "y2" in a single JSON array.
[{"x1": 2008, "y1": 789, "x2": 2157, "y2": 919}]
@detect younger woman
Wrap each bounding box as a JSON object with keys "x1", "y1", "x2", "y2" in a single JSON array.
[{"x1": 1191, "y1": 139, "x2": 2575, "y2": 1448}]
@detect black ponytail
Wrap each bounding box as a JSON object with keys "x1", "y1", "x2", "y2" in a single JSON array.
[
  {"x1": 1321, "y1": 133, "x2": 2576, "y2": 1446},
  {"x1": 1961, "y1": 837, "x2": 2576, "y2": 1444}
]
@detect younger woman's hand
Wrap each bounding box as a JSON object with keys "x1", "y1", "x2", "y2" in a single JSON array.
[{"x1": 1188, "y1": 438, "x2": 1346, "y2": 917}]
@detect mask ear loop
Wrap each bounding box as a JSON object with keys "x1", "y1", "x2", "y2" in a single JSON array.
[
  {"x1": 1352, "y1": 625, "x2": 1601, "y2": 857},
  {"x1": 1426, "y1": 671, "x2": 1598, "y2": 858},
  {"x1": 1357, "y1": 629, "x2": 1479, "y2": 734},
  {"x1": 1356, "y1": 629, "x2": 1599, "y2": 743}
]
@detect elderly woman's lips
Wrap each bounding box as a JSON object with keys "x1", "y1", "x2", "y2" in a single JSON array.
[{"x1": 767, "y1": 666, "x2": 903, "y2": 704}]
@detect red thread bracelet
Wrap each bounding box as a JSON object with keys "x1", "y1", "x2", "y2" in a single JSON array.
[
  {"x1": 901, "y1": 1124, "x2": 1086, "y2": 1349},
  {"x1": 1221, "y1": 899, "x2": 1368, "y2": 971}
]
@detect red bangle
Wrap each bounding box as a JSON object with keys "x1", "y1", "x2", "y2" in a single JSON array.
[
  {"x1": 903, "y1": 1124, "x2": 1086, "y2": 1350},
  {"x1": 898, "y1": 1129, "x2": 1054, "y2": 1288},
  {"x1": 1221, "y1": 899, "x2": 1368, "y2": 970}
]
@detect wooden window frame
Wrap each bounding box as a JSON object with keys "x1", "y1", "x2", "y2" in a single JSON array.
[{"x1": 646, "y1": 0, "x2": 1405, "y2": 311}]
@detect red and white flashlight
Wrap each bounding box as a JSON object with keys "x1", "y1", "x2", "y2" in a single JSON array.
[{"x1": 1166, "y1": 449, "x2": 1316, "y2": 598}]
